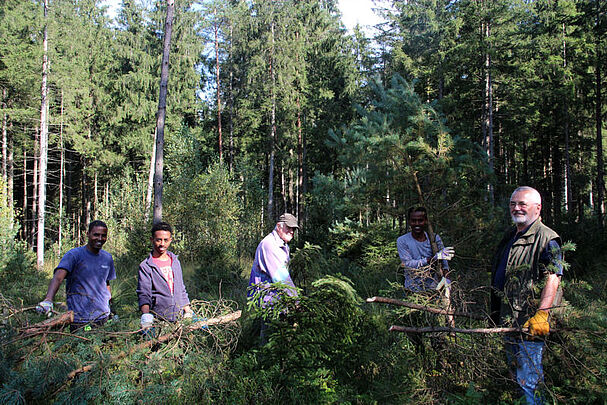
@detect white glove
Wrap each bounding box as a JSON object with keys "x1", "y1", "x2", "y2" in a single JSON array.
[
  {"x1": 140, "y1": 313, "x2": 154, "y2": 328},
  {"x1": 434, "y1": 247, "x2": 455, "y2": 261},
  {"x1": 36, "y1": 300, "x2": 53, "y2": 316},
  {"x1": 183, "y1": 311, "x2": 193, "y2": 319}
]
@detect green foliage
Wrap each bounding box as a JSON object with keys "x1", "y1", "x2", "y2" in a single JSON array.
[
  {"x1": 327, "y1": 219, "x2": 401, "y2": 297},
  {"x1": 288, "y1": 242, "x2": 327, "y2": 292},
  {"x1": 240, "y1": 275, "x2": 419, "y2": 403},
  {"x1": 0, "y1": 181, "x2": 36, "y2": 301},
  {"x1": 165, "y1": 162, "x2": 243, "y2": 298}
]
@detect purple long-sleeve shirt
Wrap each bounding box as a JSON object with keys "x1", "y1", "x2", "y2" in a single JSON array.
[
  {"x1": 137, "y1": 251, "x2": 190, "y2": 321},
  {"x1": 248, "y1": 230, "x2": 297, "y2": 303}
]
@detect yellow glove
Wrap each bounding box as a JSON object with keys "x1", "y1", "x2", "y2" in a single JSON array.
[{"x1": 523, "y1": 310, "x2": 550, "y2": 336}]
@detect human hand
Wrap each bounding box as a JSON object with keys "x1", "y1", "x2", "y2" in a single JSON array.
[
  {"x1": 36, "y1": 300, "x2": 53, "y2": 316},
  {"x1": 434, "y1": 247, "x2": 455, "y2": 261},
  {"x1": 523, "y1": 310, "x2": 550, "y2": 336},
  {"x1": 140, "y1": 313, "x2": 154, "y2": 329}
]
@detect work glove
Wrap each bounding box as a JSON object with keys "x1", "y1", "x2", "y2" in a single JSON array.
[
  {"x1": 36, "y1": 300, "x2": 53, "y2": 316},
  {"x1": 435, "y1": 276, "x2": 448, "y2": 291},
  {"x1": 140, "y1": 313, "x2": 154, "y2": 329},
  {"x1": 523, "y1": 309, "x2": 550, "y2": 336},
  {"x1": 434, "y1": 247, "x2": 455, "y2": 261}
]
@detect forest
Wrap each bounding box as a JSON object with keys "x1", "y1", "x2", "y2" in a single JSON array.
[{"x1": 0, "y1": 0, "x2": 606, "y2": 403}]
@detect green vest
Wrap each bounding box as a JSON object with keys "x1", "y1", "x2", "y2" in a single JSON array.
[{"x1": 491, "y1": 219, "x2": 560, "y2": 327}]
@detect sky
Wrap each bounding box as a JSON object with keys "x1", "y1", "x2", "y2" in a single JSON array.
[
  {"x1": 99, "y1": 0, "x2": 386, "y2": 34},
  {"x1": 337, "y1": 0, "x2": 386, "y2": 33}
]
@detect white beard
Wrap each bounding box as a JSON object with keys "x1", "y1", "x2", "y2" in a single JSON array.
[{"x1": 511, "y1": 213, "x2": 529, "y2": 225}]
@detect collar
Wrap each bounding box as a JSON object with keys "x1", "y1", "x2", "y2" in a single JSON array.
[
  {"x1": 512, "y1": 219, "x2": 541, "y2": 245},
  {"x1": 271, "y1": 229, "x2": 288, "y2": 248},
  {"x1": 147, "y1": 250, "x2": 176, "y2": 264}
]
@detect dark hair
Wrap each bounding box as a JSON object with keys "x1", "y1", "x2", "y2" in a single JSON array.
[
  {"x1": 407, "y1": 206, "x2": 427, "y2": 220},
  {"x1": 88, "y1": 220, "x2": 108, "y2": 232},
  {"x1": 151, "y1": 221, "x2": 173, "y2": 237}
]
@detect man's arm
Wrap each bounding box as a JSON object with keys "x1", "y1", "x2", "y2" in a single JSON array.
[
  {"x1": 259, "y1": 242, "x2": 292, "y2": 285},
  {"x1": 136, "y1": 265, "x2": 153, "y2": 313},
  {"x1": 397, "y1": 237, "x2": 428, "y2": 268},
  {"x1": 524, "y1": 240, "x2": 563, "y2": 335},
  {"x1": 538, "y1": 273, "x2": 561, "y2": 312},
  {"x1": 43, "y1": 269, "x2": 68, "y2": 302}
]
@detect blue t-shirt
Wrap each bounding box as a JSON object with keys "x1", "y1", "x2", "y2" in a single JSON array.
[{"x1": 56, "y1": 246, "x2": 116, "y2": 323}]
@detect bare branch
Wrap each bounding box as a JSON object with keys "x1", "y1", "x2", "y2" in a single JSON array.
[{"x1": 367, "y1": 296, "x2": 486, "y2": 320}]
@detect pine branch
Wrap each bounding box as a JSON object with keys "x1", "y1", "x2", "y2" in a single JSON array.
[
  {"x1": 366, "y1": 296, "x2": 486, "y2": 320},
  {"x1": 55, "y1": 310, "x2": 241, "y2": 392}
]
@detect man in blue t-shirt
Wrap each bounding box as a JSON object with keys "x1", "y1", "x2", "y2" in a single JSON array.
[{"x1": 37, "y1": 220, "x2": 116, "y2": 330}]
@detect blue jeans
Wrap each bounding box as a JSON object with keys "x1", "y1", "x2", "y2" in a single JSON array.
[{"x1": 505, "y1": 337, "x2": 545, "y2": 405}]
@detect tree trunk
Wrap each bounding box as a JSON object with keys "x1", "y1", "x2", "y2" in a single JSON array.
[
  {"x1": 562, "y1": 23, "x2": 573, "y2": 214},
  {"x1": 2, "y1": 88, "x2": 6, "y2": 200},
  {"x1": 483, "y1": 20, "x2": 494, "y2": 204},
  {"x1": 37, "y1": 0, "x2": 49, "y2": 269},
  {"x1": 59, "y1": 90, "x2": 64, "y2": 252},
  {"x1": 267, "y1": 18, "x2": 276, "y2": 222},
  {"x1": 7, "y1": 124, "x2": 13, "y2": 227},
  {"x1": 595, "y1": 13, "x2": 604, "y2": 227},
  {"x1": 82, "y1": 154, "x2": 90, "y2": 238},
  {"x1": 214, "y1": 5, "x2": 223, "y2": 162},
  {"x1": 31, "y1": 126, "x2": 39, "y2": 249},
  {"x1": 153, "y1": 0, "x2": 175, "y2": 225},
  {"x1": 228, "y1": 23, "x2": 234, "y2": 173},
  {"x1": 22, "y1": 149, "x2": 27, "y2": 239},
  {"x1": 296, "y1": 100, "x2": 303, "y2": 220},
  {"x1": 145, "y1": 128, "x2": 156, "y2": 223}
]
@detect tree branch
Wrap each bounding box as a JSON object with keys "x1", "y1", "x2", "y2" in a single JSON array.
[
  {"x1": 64, "y1": 310, "x2": 241, "y2": 381},
  {"x1": 367, "y1": 296, "x2": 486, "y2": 320},
  {"x1": 389, "y1": 325, "x2": 527, "y2": 334},
  {"x1": 20, "y1": 311, "x2": 74, "y2": 336}
]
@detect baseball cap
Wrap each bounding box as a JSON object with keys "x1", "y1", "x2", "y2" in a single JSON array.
[{"x1": 278, "y1": 213, "x2": 299, "y2": 228}]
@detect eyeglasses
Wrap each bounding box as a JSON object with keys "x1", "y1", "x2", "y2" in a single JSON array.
[{"x1": 509, "y1": 201, "x2": 536, "y2": 208}]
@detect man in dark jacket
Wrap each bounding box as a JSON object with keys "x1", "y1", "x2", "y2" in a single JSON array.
[
  {"x1": 137, "y1": 222, "x2": 192, "y2": 329},
  {"x1": 490, "y1": 186, "x2": 562, "y2": 405}
]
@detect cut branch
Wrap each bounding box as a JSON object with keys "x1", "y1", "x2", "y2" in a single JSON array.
[
  {"x1": 390, "y1": 325, "x2": 528, "y2": 334},
  {"x1": 64, "y1": 310, "x2": 241, "y2": 381},
  {"x1": 367, "y1": 296, "x2": 486, "y2": 320},
  {"x1": 20, "y1": 311, "x2": 74, "y2": 336}
]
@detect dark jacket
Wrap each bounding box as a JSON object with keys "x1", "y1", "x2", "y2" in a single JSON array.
[
  {"x1": 490, "y1": 219, "x2": 560, "y2": 327},
  {"x1": 137, "y1": 251, "x2": 190, "y2": 322}
]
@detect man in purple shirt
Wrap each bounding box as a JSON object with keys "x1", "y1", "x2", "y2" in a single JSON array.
[
  {"x1": 137, "y1": 221, "x2": 192, "y2": 329},
  {"x1": 248, "y1": 213, "x2": 299, "y2": 305},
  {"x1": 37, "y1": 220, "x2": 116, "y2": 330}
]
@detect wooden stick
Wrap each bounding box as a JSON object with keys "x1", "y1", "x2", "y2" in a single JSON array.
[
  {"x1": 390, "y1": 324, "x2": 594, "y2": 335},
  {"x1": 389, "y1": 325, "x2": 528, "y2": 334},
  {"x1": 367, "y1": 296, "x2": 486, "y2": 320},
  {"x1": 20, "y1": 311, "x2": 74, "y2": 335}
]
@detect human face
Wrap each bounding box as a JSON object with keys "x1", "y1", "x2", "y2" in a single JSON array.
[
  {"x1": 510, "y1": 191, "x2": 541, "y2": 229},
  {"x1": 409, "y1": 211, "x2": 427, "y2": 239},
  {"x1": 276, "y1": 222, "x2": 295, "y2": 243},
  {"x1": 86, "y1": 226, "x2": 108, "y2": 254},
  {"x1": 151, "y1": 230, "x2": 172, "y2": 257}
]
